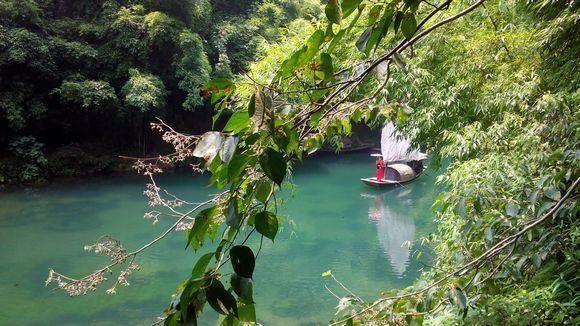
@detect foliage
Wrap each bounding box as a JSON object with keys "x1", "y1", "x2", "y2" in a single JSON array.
[
  {"x1": 176, "y1": 32, "x2": 211, "y2": 110},
  {"x1": 45, "y1": 0, "x2": 578, "y2": 325},
  {"x1": 58, "y1": 79, "x2": 118, "y2": 110},
  {"x1": 1, "y1": 136, "x2": 47, "y2": 183},
  {"x1": 122, "y1": 69, "x2": 167, "y2": 112},
  {"x1": 0, "y1": 0, "x2": 320, "y2": 184}
]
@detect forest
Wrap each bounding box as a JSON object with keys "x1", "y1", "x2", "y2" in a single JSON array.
[
  {"x1": 1, "y1": 0, "x2": 579, "y2": 325},
  {"x1": 0, "y1": 0, "x2": 320, "y2": 183}
]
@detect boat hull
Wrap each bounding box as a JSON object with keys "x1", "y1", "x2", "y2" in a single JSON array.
[
  {"x1": 360, "y1": 177, "x2": 412, "y2": 187},
  {"x1": 361, "y1": 166, "x2": 424, "y2": 187}
]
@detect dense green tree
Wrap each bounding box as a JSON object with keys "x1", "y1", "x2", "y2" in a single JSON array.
[
  {"x1": 0, "y1": 0, "x2": 321, "y2": 183},
  {"x1": 43, "y1": 0, "x2": 577, "y2": 324}
]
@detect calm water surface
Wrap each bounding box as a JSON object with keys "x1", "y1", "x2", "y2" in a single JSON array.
[{"x1": 0, "y1": 153, "x2": 442, "y2": 325}]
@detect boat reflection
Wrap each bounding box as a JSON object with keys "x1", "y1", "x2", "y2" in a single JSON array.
[{"x1": 362, "y1": 185, "x2": 416, "y2": 277}]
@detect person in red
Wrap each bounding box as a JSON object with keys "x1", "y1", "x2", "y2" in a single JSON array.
[{"x1": 375, "y1": 156, "x2": 385, "y2": 181}]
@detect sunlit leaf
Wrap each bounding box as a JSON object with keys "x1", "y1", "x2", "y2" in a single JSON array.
[
  {"x1": 368, "y1": 5, "x2": 382, "y2": 25},
  {"x1": 186, "y1": 207, "x2": 217, "y2": 250},
  {"x1": 325, "y1": 0, "x2": 342, "y2": 24},
  {"x1": 223, "y1": 111, "x2": 250, "y2": 133},
  {"x1": 227, "y1": 154, "x2": 250, "y2": 181},
  {"x1": 341, "y1": 0, "x2": 362, "y2": 18},
  {"x1": 255, "y1": 181, "x2": 273, "y2": 203},
  {"x1": 191, "y1": 252, "x2": 214, "y2": 279},
  {"x1": 193, "y1": 132, "x2": 223, "y2": 162},
  {"x1": 300, "y1": 30, "x2": 325, "y2": 65},
  {"x1": 237, "y1": 302, "x2": 256, "y2": 322}
]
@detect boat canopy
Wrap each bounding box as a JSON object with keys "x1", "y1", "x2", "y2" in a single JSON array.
[{"x1": 380, "y1": 122, "x2": 427, "y2": 163}]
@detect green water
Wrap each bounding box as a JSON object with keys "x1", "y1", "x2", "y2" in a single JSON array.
[{"x1": 0, "y1": 153, "x2": 441, "y2": 325}]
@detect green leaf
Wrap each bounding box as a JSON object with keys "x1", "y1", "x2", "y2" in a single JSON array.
[
  {"x1": 225, "y1": 199, "x2": 241, "y2": 228},
  {"x1": 484, "y1": 226, "x2": 493, "y2": 243},
  {"x1": 455, "y1": 198, "x2": 467, "y2": 218},
  {"x1": 181, "y1": 303, "x2": 198, "y2": 326},
  {"x1": 341, "y1": 0, "x2": 362, "y2": 18},
  {"x1": 372, "y1": 10, "x2": 394, "y2": 52},
  {"x1": 393, "y1": 11, "x2": 404, "y2": 34},
  {"x1": 164, "y1": 312, "x2": 180, "y2": 326},
  {"x1": 544, "y1": 186, "x2": 561, "y2": 201},
  {"x1": 325, "y1": 0, "x2": 342, "y2": 24},
  {"x1": 259, "y1": 148, "x2": 287, "y2": 186},
  {"x1": 206, "y1": 282, "x2": 238, "y2": 317},
  {"x1": 286, "y1": 129, "x2": 299, "y2": 153},
  {"x1": 237, "y1": 302, "x2": 256, "y2": 323},
  {"x1": 314, "y1": 53, "x2": 334, "y2": 81},
  {"x1": 368, "y1": 5, "x2": 382, "y2": 25},
  {"x1": 328, "y1": 29, "x2": 346, "y2": 53},
  {"x1": 223, "y1": 111, "x2": 250, "y2": 133},
  {"x1": 227, "y1": 154, "x2": 249, "y2": 182},
  {"x1": 448, "y1": 287, "x2": 467, "y2": 310},
  {"x1": 505, "y1": 202, "x2": 520, "y2": 217},
  {"x1": 255, "y1": 181, "x2": 273, "y2": 203},
  {"x1": 220, "y1": 315, "x2": 238, "y2": 326},
  {"x1": 279, "y1": 47, "x2": 306, "y2": 78},
  {"x1": 230, "y1": 274, "x2": 253, "y2": 303},
  {"x1": 300, "y1": 30, "x2": 325, "y2": 65},
  {"x1": 365, "y1": 25, "x2": 383, "y2": 55},
  {"x1": 186, "y1": 207, "x2": 217, "y2": 250},
  {"x1": 191, "y1": 252, "x2": 214, "y2": 279},
  {"x1": 255, "y1": 211, "x2": 279, "y2": 241},
  {"x1": 401, "y1": 13, "x2": 417, "y2": 39},
  {"x1": 356, "y1": 26, "x2": 374, "y2": 53},
  {"x1": 230, "y1": 245, "x2": 255, "y2": 279}
]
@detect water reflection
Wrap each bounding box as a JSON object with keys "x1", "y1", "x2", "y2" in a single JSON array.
[{"x1": 362, "y1": 185, "x2": 417, "y2": 277}]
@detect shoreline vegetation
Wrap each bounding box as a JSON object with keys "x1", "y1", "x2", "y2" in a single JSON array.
[
  {"x1": 0, "y1": 0, "x2": 323, "y2": 185},
  {"x1": 2, "y1": 0, "x2": 578, "y2": 325}
]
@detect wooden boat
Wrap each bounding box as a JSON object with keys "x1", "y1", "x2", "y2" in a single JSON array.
[
  {"x1": 361, "y1": 161, "x2": 425, "y2": 187},
  {"x1": 361, "y1": 123, "x2": 427, "y2": 187}
]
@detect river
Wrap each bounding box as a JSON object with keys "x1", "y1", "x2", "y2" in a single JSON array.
[{"x1": 0, "y1": 153, "x2": 441, "y2": 325}]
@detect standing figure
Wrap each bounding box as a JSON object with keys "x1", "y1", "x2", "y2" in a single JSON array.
[{"x1": 376, "y1": 156, "x2": 385, "y2": 181}]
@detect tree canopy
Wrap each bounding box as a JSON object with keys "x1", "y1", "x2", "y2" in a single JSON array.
[
  {"x1": 0, "y1": 0, "x2": 321, "y2": 183},
  {"x1": 40, "y1": 0, "x2": 579, "y2": 325}
]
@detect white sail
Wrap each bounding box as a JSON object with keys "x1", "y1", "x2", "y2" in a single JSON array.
[{"x1": 380, "y1": 123, "x2": 426, "y2": 162}]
